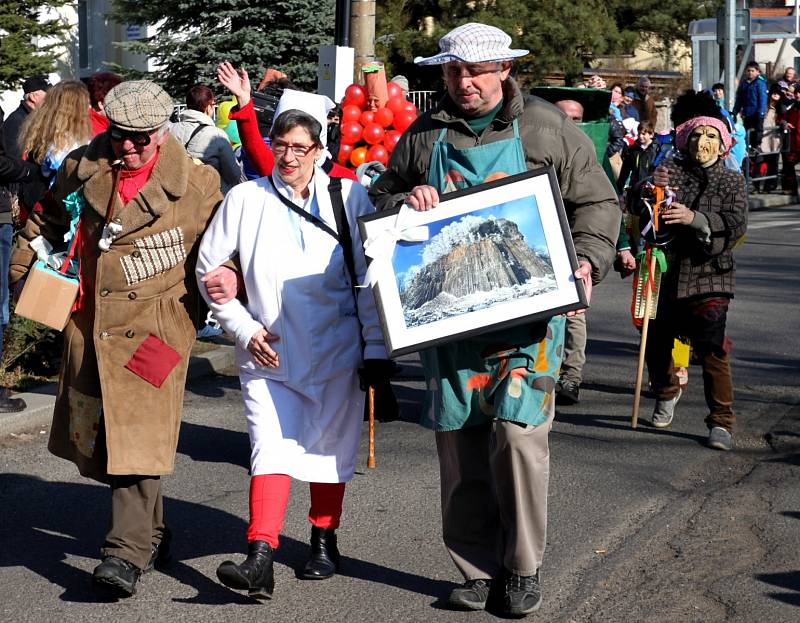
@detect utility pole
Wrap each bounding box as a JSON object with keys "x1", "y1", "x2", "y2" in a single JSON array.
[
  {"x1": 335, "y1": 0, "x2": 350, "y2": 46},
  {"x1": 723, "y1": 0, "x2": 736, "y2": 109},
  {"x1": 350, "y1": 0, "x2": 376, "y2": 83},
  {"x1": 319, "y1": 0, "x2": 355, "y2": 102}
]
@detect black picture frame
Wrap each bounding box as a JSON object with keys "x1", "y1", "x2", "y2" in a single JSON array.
[{"x1": 359, "y1": 166, "x2": 587, "y2": 357}]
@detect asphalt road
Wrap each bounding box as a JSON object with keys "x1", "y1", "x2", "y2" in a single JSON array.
[{"x1": 1, "y1": 206, "x2": 798, "y2": 623}]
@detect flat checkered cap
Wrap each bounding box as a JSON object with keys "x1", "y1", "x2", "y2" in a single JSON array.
[
  {"x1": 414, "y1": 23, "x2": 528, "y2": 66},
  {"x1": 104, "y1": 80, "x2": 174, "y2": 132}
]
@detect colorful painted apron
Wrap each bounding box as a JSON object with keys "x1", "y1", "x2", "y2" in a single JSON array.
[{"x1": 420, "y1": 120, "x2": 565, "y2": 431}]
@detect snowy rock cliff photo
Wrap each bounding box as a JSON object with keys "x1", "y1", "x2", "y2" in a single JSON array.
[{"x1": 398, "y1": 214, "x2": 556, "y2": 328}]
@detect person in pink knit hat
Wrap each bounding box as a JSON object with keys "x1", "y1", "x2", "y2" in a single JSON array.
[{"x1": 642, "y1": 93, "x2": 747, "y2": 452}]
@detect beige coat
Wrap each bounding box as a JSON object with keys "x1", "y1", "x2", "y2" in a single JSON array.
[{"x1": 10, "y1": 134, "x2": 222, "y2": 482}]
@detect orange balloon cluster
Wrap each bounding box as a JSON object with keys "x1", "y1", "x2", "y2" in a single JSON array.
[{"x1": 337, "y1": 82, "x2": 417, "y2": 168}]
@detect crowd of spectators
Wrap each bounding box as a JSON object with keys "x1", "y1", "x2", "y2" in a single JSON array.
[{"x1": 0, "y1": 23, "x2": 758, "y2": 609}]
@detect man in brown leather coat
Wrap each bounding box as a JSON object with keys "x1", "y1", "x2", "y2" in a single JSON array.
[{"x1": 10, "y1": 80, "x2": 222, "y2": 596}]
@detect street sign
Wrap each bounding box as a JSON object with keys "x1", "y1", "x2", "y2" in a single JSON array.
[
  {"x1": 716, "y1": 9, "x2": 750, "y2": 46},
  {"x1": 126, "y1": 25, "x2": 143, "y2": 41}
]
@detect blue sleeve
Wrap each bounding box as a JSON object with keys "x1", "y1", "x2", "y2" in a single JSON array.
[{"x1": 759, "y1": 80, "x2": 767, "y2": 116}]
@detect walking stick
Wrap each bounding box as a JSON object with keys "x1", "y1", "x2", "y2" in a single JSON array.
[
  {"x1": 631, "y1": 185, "x2": 668, "y2": 428},
  {"x1": 367, "y1": 386, "x2": 376, "y2": 468},
  {"x1": 631, "y1": 250, "x2": 658, "y2": 429}
]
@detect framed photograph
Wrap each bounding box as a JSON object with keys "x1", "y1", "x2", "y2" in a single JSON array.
[{"x1": 359, "y1": 166, "x2": 587, "y2": 358}]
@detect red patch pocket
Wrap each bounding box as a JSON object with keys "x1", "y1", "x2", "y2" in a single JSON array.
[{"x1": 124, "y1": 333, "x2": 182, "y2": 388}]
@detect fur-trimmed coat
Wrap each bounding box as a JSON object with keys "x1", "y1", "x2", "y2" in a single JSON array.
[{"x1": 10, "y1": 134, "x2": 222, "y2": 481}]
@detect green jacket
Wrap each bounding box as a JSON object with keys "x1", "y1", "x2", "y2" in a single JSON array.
[{"x1": 369, "y1": 78, "x2": 620, "y2": 284}]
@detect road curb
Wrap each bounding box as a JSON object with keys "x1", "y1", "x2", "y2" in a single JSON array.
[
  {"x1": 749, "y1": 194, "x2": 797, "y2": 210},
  {"x1": 0, "y1": 344, "x2": 235, "y2": 438}
]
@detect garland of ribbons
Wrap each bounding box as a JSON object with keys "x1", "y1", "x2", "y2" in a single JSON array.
[
  {"x1": 631, "y1": 185, "x2": 672, "y2": 326},
  {"x1": 60, "y1": 189, "x2": 86, "y2": 312}
]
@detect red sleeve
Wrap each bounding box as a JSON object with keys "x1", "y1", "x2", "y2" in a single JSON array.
[
  {"x1": 229, "y1": 100, "x2": 274, "y2": 176},
  {"x1": 329, "y1": 162, "x2": 358, "y2": 181}
]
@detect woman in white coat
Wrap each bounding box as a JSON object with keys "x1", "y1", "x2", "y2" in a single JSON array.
[{"x1": 196, "y1": 108, "x2": 390, "y2": 599}]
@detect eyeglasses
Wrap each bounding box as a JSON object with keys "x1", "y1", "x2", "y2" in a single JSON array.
[
  {"x1": 107, "y1": 126, "x2": 152, "y2": 146},
  {"x1": 271, "y1": 141, "x2": 317, "y2": 157},
  {"x1": 443, "y1": 63, "x2": 502, "y2": 79}
]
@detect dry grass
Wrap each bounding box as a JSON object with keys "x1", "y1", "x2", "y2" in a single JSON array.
[
  {"x1": 0, "y1": 366, "x2": 56, "y2": 392},
  {"x1": 0, "y1": 337, "x2": 231, "y2": 392}
]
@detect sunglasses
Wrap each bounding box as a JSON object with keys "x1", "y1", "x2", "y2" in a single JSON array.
[{"x1": 107, "y1": 126, "x2": 153, "y2": 146}]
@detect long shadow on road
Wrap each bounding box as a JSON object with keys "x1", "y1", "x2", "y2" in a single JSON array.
[
  {"x1": 177, "y1": 421, "x2": 251, "y2": 470},
  {"x1": 755, "y1": 569, "x2": 800, "y2": 607},
  {"x1": 0, "y1": 473, "x2": 252, "y2": 604},
  {"x1": 554, "y1": 410, "x2": 708, "y2": 445},
  {"x1": 0, "y1": 472, "x2": 451, "y2": 605}
]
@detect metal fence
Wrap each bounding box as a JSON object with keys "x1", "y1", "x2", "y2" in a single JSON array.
[
  {"x1": 745, "y1": 125, "x2": 790, "y2": 192},
  {"x1": 408, "y1": 90, "x2": 437, "y2": 112}
]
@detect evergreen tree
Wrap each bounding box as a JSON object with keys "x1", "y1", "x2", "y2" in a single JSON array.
[
  {"x1": 615, "y1": 1, "x2": 719, "y2": 67},
  {"x1": 0, "y1": 0, "x2": 71, "y2": 91},
  {"x1": 110, "y1": 0, "x2": 334, "y2": 97},
  {"x1": 375, "y1": 0, "x2": 716, "y2": 88},
  {"x1": 376, "y1": 0, "x2": 633, "y2": 89}
]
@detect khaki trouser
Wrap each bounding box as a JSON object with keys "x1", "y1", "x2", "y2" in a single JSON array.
[
  {"x1": 435, "y1": 397, "x2": 555, "y2": 579},
  {"x1": 560, "y1": 313, "x2": 587, "y2": 385},
  {"x1": 101, "y1": 475, "x2": 166, "y2": 570}
]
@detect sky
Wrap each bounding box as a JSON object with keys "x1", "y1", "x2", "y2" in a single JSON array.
[{"x1": 394, "y1": 196, "x2": 549, "y2": 291}]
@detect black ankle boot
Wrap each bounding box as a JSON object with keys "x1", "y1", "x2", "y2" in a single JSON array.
[
  {"x1": 301, "y1": 526, "x2": 340, "y2": 580},
  {"x1": 216, "y1": 540, "x2": 275, "y2": 599}
]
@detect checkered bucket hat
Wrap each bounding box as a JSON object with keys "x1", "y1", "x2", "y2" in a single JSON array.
[{"x1": 414, "y1": 23, "x2": 529, "y2": 66}]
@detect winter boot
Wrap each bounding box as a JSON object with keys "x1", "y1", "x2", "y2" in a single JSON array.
[
  {"x1": 216, "y1": 540, "x2": 275, "y2": 599},
  {"x1": 300, "y1": 526, "x2": 340, "y2": 580}
]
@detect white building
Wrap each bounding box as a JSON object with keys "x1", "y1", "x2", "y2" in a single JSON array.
[{"x1": 1, "y1": 1, "x2": 152, "y2": 117}]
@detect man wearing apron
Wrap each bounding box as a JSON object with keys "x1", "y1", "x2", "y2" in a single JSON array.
[{"x1": 370, "y1": 23, "x2": 620, "y2": 616}]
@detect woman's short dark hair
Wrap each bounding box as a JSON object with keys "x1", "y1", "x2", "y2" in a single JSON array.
[
  {"x1": 186, "y1": 85, "x2": 214, "y2": 112},
  {"x1": 270, "y1": 109, "x2": 323, "y2": 147}
]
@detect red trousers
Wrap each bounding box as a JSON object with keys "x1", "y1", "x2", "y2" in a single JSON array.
[{"x1": 247, "y1": 474, "x2": 346, "y2": 548}]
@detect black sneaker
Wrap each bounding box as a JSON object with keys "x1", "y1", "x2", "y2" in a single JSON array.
[
  {"x1": 555, "y1": 380, "x2": 580, "y2": 405},
  {"x1": 503, "y1": 570, "x2": 542, "y2": 616},
  {"x1": 0, "y1": 389, "x2": 25, "y2": 413},
  {"x1": 448, "y1": 578, "x2": 492, "y2": 610},
  {"x1": 92, "y1": 555, "x2": 141, "y2": 596}
]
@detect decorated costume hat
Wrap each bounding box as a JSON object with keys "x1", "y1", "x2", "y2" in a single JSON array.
[
  {"x1": 675, "y1": 116, "x2": 732, "y2": 155},
  {"x1": 670, "y1": 90, "x2": 731, "y2": 156}
]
